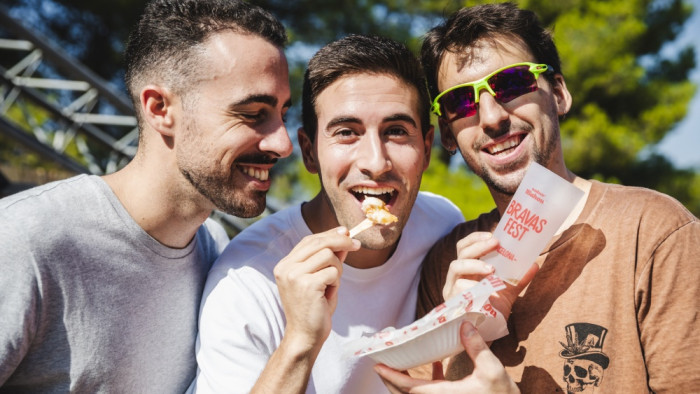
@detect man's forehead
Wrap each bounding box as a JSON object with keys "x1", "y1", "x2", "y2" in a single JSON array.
[
  {"x1": 317, "y1": 73, "x2": 419, "y2": 114},
  {"x1": 443, "y1": 35, "x2": 533, "y2": 74}
]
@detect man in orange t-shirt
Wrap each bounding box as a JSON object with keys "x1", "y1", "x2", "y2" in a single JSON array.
[{"x1": 376, "y1": 3, "x2": 700, "y2": 393}]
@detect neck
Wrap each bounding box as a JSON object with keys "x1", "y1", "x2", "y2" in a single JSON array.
[
  {"x1": 301, "y1": 194, "x2": 396, "y2": 269},
  {"x1": 102, "y1": 158, "x2": 212, "y2": 249}
]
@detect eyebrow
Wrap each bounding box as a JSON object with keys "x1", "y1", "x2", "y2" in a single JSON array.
[
  {"x1": 326, "y1": 116, "x2": 362, "y2": 129},
  {"x1": 383, "y1": 113, "x2": 418, "y2": 128},
  {"x1": 325, "y1": 113, "x2": 418, "y2": 130},
  {"x1": 229, "y1": 94, "x2": 292, "y2": 110}
]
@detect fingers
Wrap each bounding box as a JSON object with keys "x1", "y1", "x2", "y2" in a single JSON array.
[
  {"x1": 490, "y1": 262, "x2": 540, "y2": 317},
  {"x1": 460, "y1": 321, "x2": 503, "y2": 374},
  {"x1": 445, "y1": 259, "x2": 494, "y2": 284},
  {"x1": 455, "y1": 232, "x2": 499, "y2": 260},
  {"x1": 514, "y1": 262, "x2": 539, "y2": 293},
  {"x1": 272, "y1": 227, "x2": 360, "y2": 350},
  {"x1": 460, "y1": 321, "x2": 519, "y2": 393},
  {"x1": 443, "y1": 259, "x2": 495, "y2": 301},
  {"x1": 275, "y1": 228, "x2": 359, "y2": 278},
  {"x1": 375, "y1": 364, "x2": 427, "y2": 393},
  {"x1": 289, "y1": 227, "x2": 360, "y2": 263},
  {"x1": 443, "y1": 232, "x2": 499, "y2": 301}
]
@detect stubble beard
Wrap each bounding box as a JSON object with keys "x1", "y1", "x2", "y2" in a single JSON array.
[
  {"x1": 469, "y1": 127, "x2": 559, "y2": 196},
  {"x1": 177, "y1": 116, "x2": 267, "y2": 218},
  {"x1": 181, "y1": 167, "x2": 267, "y2": 218}
]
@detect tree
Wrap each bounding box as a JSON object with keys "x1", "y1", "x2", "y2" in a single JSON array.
[{"x1": 1, "y1": 0, "x2": 698, "y2": 217}]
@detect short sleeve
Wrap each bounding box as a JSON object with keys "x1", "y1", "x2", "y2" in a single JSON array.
[
  {"x1": 637, "y1": 220, "x2": 700, "y2": 392},
  {"x1": 192, "y1": 267, "x2": 284, "y2": 393},
  {"x1": 0, "y1": 220, "x2": 39, "y2": 385}
]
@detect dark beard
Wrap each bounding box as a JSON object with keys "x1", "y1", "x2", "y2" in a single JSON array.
[
  {"x1": 477, "y1": 128, "x2": 559, "y2": 196},
  {"x1": 181, "y1": 168, "x2": 266, "y2": 218}
]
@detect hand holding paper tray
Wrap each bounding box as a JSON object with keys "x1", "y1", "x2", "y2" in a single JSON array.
[
  {"x1": 482, "y1": 162, "x2": 584, "y2": 284},
  {"x1": 345, "y1": 276, "x2": 506, "y2": 370}
]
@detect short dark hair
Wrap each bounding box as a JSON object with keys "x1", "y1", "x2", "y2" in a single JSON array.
[
  {"x1": 421, "y1": 2, "x2": 561, "y2": 100},
  {"x1": 301, "y1": 34, "x2": 431, "y2": 143},
  {"x1": 124, "y1": 0, "x2": 286, "y2": 121}
]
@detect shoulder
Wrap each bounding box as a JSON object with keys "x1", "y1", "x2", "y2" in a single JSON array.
[
  {"x1": 412, "y1": 191, "x2": 464, "y2": 222},
  {"x1": 590, "y1": 181, "x2": 698, "y2": 264},
  {"x1": 0, "y1": 175, "x2": 97, "y2": 214},
  {"x1": 0, "y1": 175, "x2": 108, "y2": 247},
  {"x1": 200, "y1": 218, "x2": 230, "y2": 254},
  {"x1": 593, "y1": 181, "x2": 696, "y2": 230}
]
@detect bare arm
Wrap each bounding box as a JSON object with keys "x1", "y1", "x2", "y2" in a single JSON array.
[{"x1": 251, "y1": 227, "x2": 360, "y2": 394}]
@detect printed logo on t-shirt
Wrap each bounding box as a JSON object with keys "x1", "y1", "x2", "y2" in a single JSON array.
[{"x1": 559, "y1": 322, "x2": 609, "y2": 393}]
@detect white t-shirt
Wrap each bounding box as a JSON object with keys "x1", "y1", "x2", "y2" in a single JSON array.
[{"x1": 192, "y1": 192, "x2": 464, "y2": 393}]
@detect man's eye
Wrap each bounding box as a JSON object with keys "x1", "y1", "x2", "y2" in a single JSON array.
[
  {"x1": 385, "y1": 126, "x2": 408, "y2": 136},
  {"x1": 241, "y1": 112, "x2": 265, "y2": 121},
  {"x1": 335, "y1": 129, "x2": 356, "y2": 137}
]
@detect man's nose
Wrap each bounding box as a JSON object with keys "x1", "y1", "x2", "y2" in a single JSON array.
[
  {"x1": 477, "y1": 91, "x2": 509, "y2": 132},
  {"x1": 260, "y1": 119, "x2": 293, "y2": 159},
  {"x1": 355, "y1": 132, "x2": 392, "y2": 177}
]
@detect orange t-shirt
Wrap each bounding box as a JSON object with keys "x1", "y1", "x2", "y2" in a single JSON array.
[{"x1": 417, "y1": 181, "x2": 700, "y2": 393}]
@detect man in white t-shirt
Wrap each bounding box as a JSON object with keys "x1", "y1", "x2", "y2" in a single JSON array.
[{"x1": 190, "y1": 34, "x2": 465, "y2": 393}]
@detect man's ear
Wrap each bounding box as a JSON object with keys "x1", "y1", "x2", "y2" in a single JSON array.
[
  {"x1": 298, "y1": 127, "x2": 318, "y2": 174},
  {"x1": 552, "y1": 74, "x2": 572, "y2": 116},
  {"x1": 140, "y1": 85, "x2": 175, "y2": 137},
  {"x1": 439, "y1": 119, "x2": 458, "y2": 152}
]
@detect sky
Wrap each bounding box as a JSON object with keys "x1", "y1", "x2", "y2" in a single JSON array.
[{"x1": 654, "y1": 0, "x2": 700, "y2": 169}]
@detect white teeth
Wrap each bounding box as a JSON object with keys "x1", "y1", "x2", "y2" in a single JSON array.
[
  {"x1": 240, "y1": 166, "x2": 269, "y2": 181},
  {"x1": 487, "y1": 136, "x2": 520, "y2": 155},
  {"x1": 351, "y1": 186, "x2": 394, "y2": 195}
]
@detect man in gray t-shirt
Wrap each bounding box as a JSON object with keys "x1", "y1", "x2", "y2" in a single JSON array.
[{"x1": 0, "y1": 0, "x2": 292, "y2": 391}]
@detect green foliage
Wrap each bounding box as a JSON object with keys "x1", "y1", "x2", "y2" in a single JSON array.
[
  {"x1": 2, "y1": 0, "x2": 698, "y2": 217},
  {"x1": 522, "y1": 0, "x2": 699, "y2": 215},
  {"x1": 269, "y1": 154, "x2": 320, "y2": 204}
]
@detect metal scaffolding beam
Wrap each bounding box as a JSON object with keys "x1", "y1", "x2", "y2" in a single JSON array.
[{"x1": 0, "y1": 5, "x2": 275, "y2": 233}]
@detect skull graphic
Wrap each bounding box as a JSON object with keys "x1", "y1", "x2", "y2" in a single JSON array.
[
  {"x1": 563, "y1": 359, "x2": 603, "y2": 393},
  {"x1": 559, "y1": 323, "x2": 610, "y2": 394}
]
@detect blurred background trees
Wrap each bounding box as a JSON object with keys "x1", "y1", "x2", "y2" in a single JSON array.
[{"x1": 1, "y1": 0, "x2": 698, "y2": 218}]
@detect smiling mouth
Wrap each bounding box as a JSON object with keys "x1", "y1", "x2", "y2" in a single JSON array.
[
  {"x1": 350, "y1": 186, "x2": 396, "y2": 205},
  {"x1": 239, "y1": 165, "x2": 269, "y2": 181},
  {"x1": 485, "y1": 135, "x2": 524, "y2": 156}
]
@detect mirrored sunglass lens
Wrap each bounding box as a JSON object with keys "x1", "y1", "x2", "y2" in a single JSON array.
[
  {"x1": 489, "y1": 66, "x2": 537, "y2": 103},
  {"x1": 440, "y1": 86, "x2": 477, "y2": 120}
]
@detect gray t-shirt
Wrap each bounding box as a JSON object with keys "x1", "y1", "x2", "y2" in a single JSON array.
[{"x1": 0, "y1": 175, "x2": 229, "y2": 393}]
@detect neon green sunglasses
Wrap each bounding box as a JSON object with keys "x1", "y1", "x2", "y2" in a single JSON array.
[{"x1": 432, "y1": 62, "x2": 552, "y2": 122}]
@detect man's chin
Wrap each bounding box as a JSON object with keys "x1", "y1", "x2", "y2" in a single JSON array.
[
  {"x1": 356, "y1": 228, "x2": 401, "y2": 250},
  {"x1": 481, "y1": 165, "x2": 528, "y2": 195},
  {"x1": 216, "y1": 194, "x2": 267, "y2": 218}
]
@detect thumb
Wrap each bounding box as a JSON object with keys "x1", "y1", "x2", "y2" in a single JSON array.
[
  {"x1": 460, "y1": 321, "x2": 503, "y2": 372},
  {"x1": 515, "y1": 262, "x2": 539, "y2": 292}
]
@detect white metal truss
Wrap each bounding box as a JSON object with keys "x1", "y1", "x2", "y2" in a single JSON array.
[
  {"x1": 0, "y1": 7, "x2": 137, "y2": 175},
  {"x1": 0, "y1": 6, "x2": 279, "y2": 234}
]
